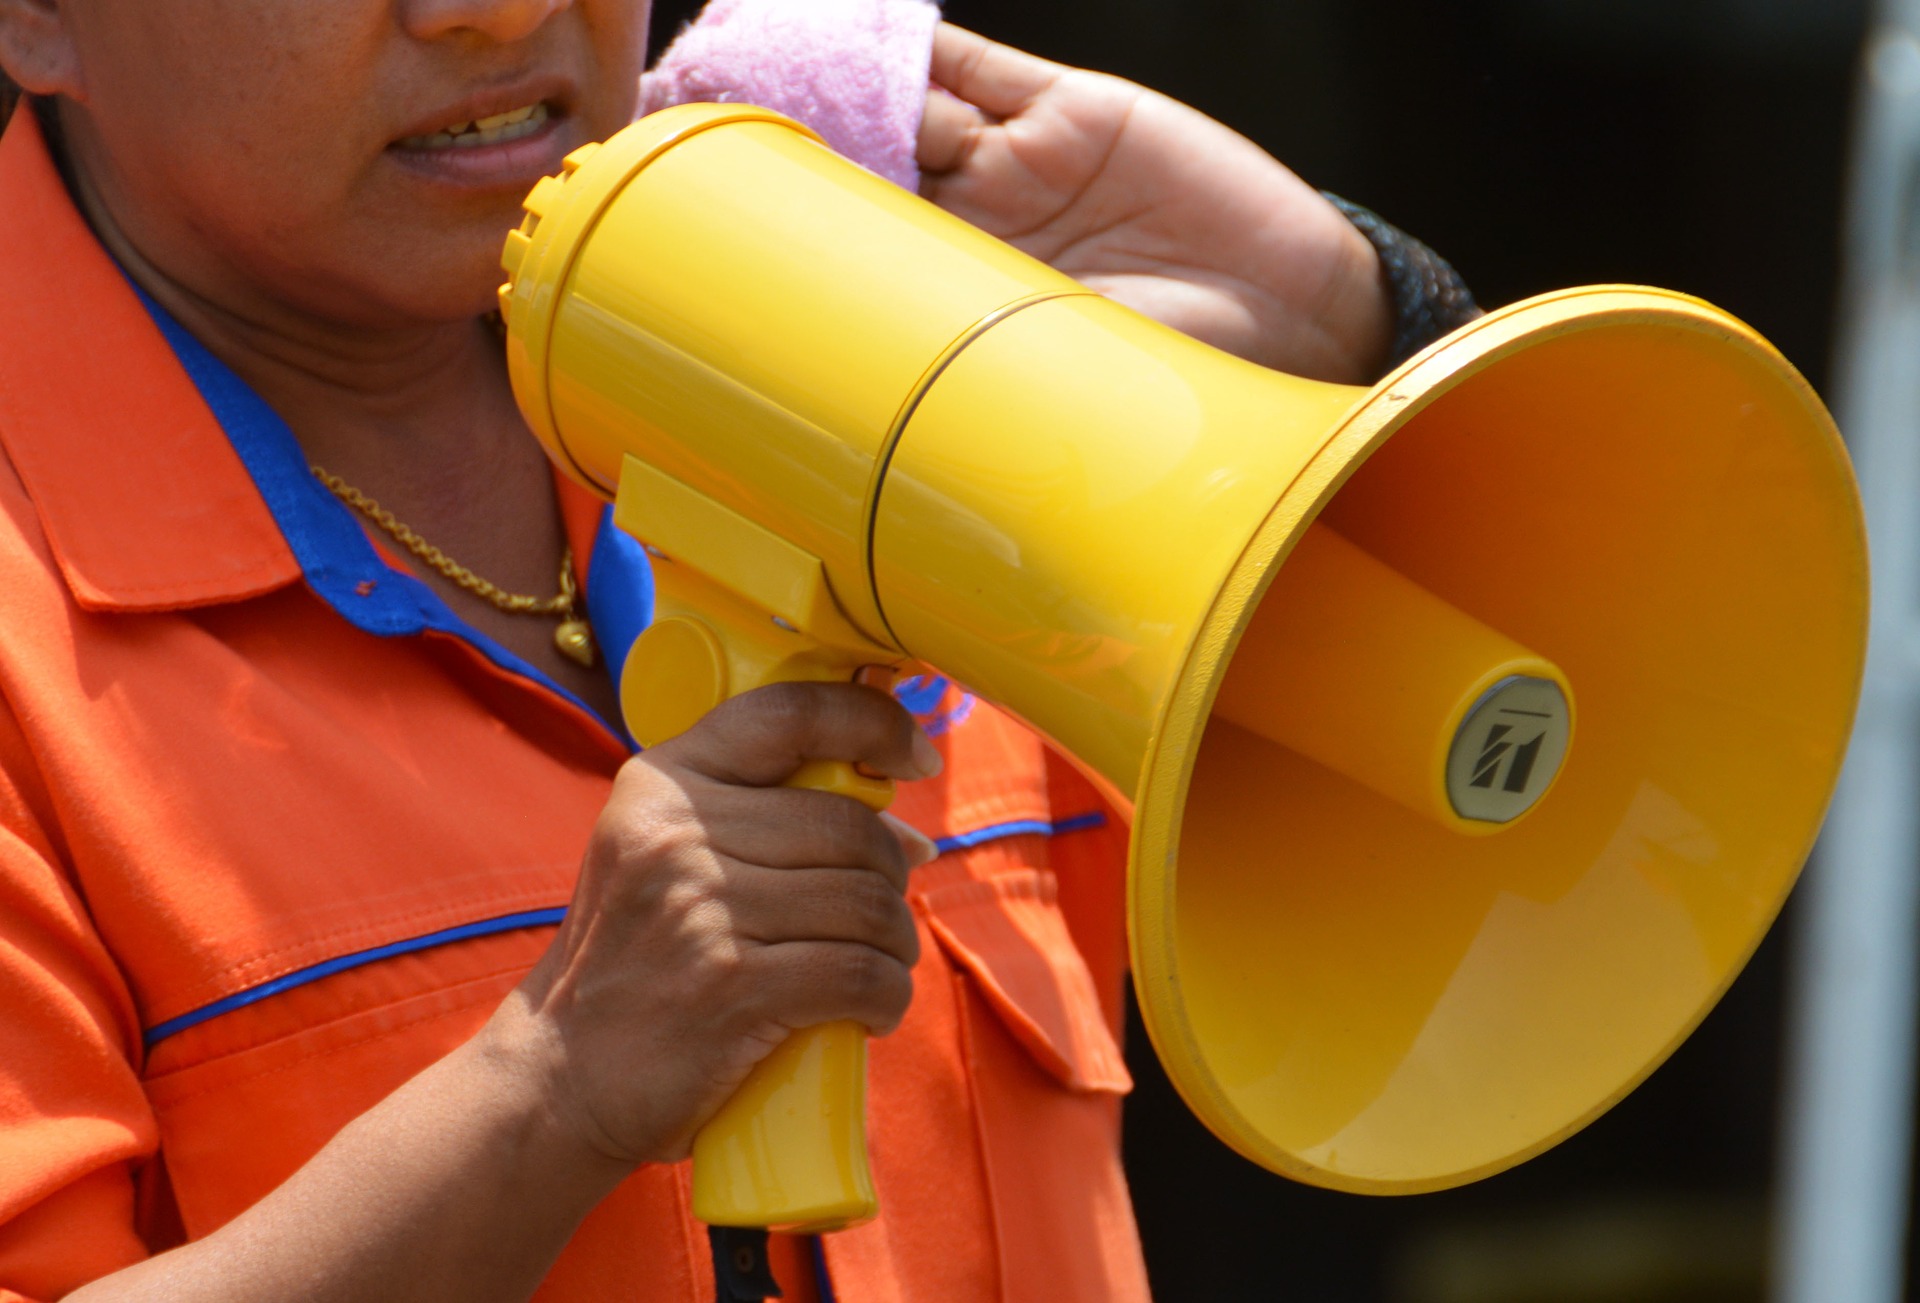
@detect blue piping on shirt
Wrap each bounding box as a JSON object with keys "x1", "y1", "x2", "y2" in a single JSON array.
[
  {"x1": 141, "y1": 908, "x2": 569, "y2": 1048},
  {"x1": 140, "y1": 814, "x2": 1107, "y2": 1047},
  {"x1": 932, "y1": 811, "x2": 1107, "y2": 856}
]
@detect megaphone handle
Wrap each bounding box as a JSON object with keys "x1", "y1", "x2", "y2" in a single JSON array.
[
  {"x1": 617, "y1": 617, "x2": 890, "y2": 1232},
  {"x1": 691, "y1": 744, "x2": 890, "y2": 1235},
  {"x1": 786, "y1": 759, "x2": 895, "y2": 812},
  {"x1": 688, "y1": 746, "x2": 891, "y2": 1233}
]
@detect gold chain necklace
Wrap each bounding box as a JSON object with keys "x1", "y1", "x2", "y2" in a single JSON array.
[{"x1": 311, "y1": 466, "x2": 598, "y2": 668}]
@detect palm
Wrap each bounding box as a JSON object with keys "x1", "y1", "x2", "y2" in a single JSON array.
[{"x1": 918, "y1": 27, "x2": 1389, "y2": 384}]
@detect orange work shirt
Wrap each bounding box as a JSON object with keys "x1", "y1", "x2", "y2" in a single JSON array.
[{"x1": 0, "y1": 106, "x2": 1148, "y2": 1303}]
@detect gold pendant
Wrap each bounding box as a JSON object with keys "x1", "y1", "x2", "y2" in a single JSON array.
[{"x1": 555, "y1": 618, "x2": 598, "y2": 668}]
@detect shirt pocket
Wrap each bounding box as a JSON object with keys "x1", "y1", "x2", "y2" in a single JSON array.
[
  {"x1": 140, "y1": 930, "x2": 545, "y2": 1237},
  {"x1": 914, "y1": 868, "x2": 1131, "y2": 1094}
]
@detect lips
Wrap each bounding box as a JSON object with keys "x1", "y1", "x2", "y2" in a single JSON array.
[
  {"x1": 390, "y1": 75, "x2": 575, "y2": 149},
  {"x1": 396, "y1": 101, "x2": 551, "y2": 150},
  {"x1": 386, "y1": 77, "x2": 578, "y2": 189}
]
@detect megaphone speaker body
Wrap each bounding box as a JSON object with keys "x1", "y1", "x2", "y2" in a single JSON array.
[{"x1": 500, "y1": 105, "x2": 1867, "y2": 1207}]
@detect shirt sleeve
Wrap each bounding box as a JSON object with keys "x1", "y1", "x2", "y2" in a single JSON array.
[{"x1": 0, "y1": 704, "x2": 156, "y2": 1301}]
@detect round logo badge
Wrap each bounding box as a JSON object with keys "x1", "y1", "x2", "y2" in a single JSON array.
[{"x1": 1445, "y1": 676, "x2": 1572, "y2": 824}]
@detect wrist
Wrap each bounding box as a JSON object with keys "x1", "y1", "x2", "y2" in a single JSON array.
[
  {"x1": 469, "y1": 988, "x2": 642, "y2": 1200},
  {"x1": 1321, "y1": 192, "x2": 1482, "y2": 379},
  {"x1": 63, "y1": 989, "x2": 646, "y2": 1302}
]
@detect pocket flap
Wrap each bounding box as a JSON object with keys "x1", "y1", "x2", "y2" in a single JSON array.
[{"x1": 916, "y1": 870, "x2": 1131, "y2": 1094}]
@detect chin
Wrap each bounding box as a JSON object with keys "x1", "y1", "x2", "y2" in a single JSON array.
[{"x1": 361, "y1": 237, "x2": 524, "y2": 326}]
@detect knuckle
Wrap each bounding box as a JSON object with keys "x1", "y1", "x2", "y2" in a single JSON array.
[
  {"x1": 591, "y1": 806, "x2": 698, "y2": 885},
  {"x1": 813, "y1": 794, "x2": 875, "y2": 853},
  {"x1": 597, "y1": 769, "x2": 695, "y2": 852},
  {"x1": 613, "y1": 752, "x2": 685, "y2": 803},
  {"x1": 585, "y1": 804, "x2": 737, "y2": 926},
  {"x1": 866, "y1": 962, "x2": 915, "y2": 1033},
  {"x1": 660, "y1": 875, "x2": 725, "y2": 928},
  {"x1": 831, "y1": 872, "x2": 898, "y2": 938},
  {"x1": 748, "y1": 681, "x2": 823, "y2": 742},
  {"x1": 699, "y1": 936, "x2": 755, "y2": 996},
  {"x1": 845, "y1": 947, "x2": 897, "y2": 1002}
]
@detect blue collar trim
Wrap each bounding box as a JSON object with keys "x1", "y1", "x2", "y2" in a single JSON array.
[
  {"x1": 582, "y1": 510, "x2": 652, "y2": 746},
  {"x1": 136, "y1": 288, "x2": 640, "y2": 735}
]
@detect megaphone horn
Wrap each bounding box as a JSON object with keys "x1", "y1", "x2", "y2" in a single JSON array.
[{"x1": 499, "y1": 105, "x2": 1867, "y2": 1217}]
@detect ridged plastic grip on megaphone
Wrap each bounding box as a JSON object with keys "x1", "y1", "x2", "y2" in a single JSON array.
[{"x1": 500, "y1": 104, "x2": 1867, "y2": 1204}]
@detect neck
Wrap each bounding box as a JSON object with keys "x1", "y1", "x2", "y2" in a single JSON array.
[
  {"x1": 54, "y1": 109, "x2": 528, "y2": 488},
  {"x1": 94, "y1": 221, "x2": 517, "y2": 483},
  {"x1": 38, "y1": 105, "x2": 622, "y2": 722}
]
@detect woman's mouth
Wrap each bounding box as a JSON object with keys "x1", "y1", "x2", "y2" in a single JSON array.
[
  {"x1": 395, "y1": 102, "x2": 552, "y2": 151},
  {"x1": 386, "y1": 95, "x2": 573, "y2": 191}
]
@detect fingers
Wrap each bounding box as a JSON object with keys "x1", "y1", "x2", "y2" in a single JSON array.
[
  {"x1": 918, "y1": 84, "x2": 988, "y2": 177},
  {"x1": 928, "y1": 23, "x2": 1064, "y2": 120},
  {"x1": 660, "y1": 680, "x2": 941, "y2": 790},
  {"x1": 880, "y1": 812, "x2": 940, "y2": 870},
  {"x1": 690, "y1": 783, "x2": 937, "y2": 889},
  {"x1": 730, "y1": 863, "x2": 922, "y2": 968},
  {"x1": 743, "y1": 940, "x2": 917, "y2": 1037},
  {"x1": 525, "y1": 677, "x2": 949, "y2": 1164}
]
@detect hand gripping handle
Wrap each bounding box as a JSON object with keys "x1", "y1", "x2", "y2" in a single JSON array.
[
  {"x1": 621, "y1": 617, "x2": 893, "y2": 1232},
  {"x1": 689, "y1": 761, "x2": 891, "y2": 1232}
]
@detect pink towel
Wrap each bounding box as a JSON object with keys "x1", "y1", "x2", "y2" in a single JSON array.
[{"x1": 641, "y1": 0, "x2": 940, "y2": 191}]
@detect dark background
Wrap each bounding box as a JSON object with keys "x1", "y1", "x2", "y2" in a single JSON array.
[{"x1": 647, "y1": 3, "x2": 1875, "y2": 1298}]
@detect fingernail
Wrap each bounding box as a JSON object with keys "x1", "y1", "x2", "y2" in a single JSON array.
[
  {"x1": 882, "y1": 812, "x2": 940, "y2": 867},
  {"x1": 910, "y1": 729, "x2": 943, "y2": 779}
]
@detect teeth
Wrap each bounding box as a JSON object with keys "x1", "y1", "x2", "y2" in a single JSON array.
[
  {"x1": 398, "y1": 102, "x2": 549, "y2": 151},
  {"x1": 475, "y1": 105, "x2": 537, "y2": 131}
]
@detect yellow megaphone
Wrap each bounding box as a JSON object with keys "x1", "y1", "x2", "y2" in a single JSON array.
[{"x1": 498, "y1": 104, "x2": 1867, "y2": 1228}]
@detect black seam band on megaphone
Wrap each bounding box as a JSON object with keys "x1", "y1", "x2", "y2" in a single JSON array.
[
  {"x1": 1322, "y1": 192, "x2": 1483, "y2": 373},
  {"x1": 858, "y1": 290, "x2": 1094, "y2": 652}
]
